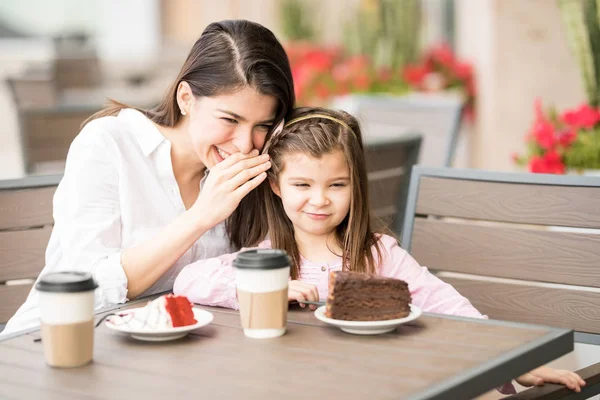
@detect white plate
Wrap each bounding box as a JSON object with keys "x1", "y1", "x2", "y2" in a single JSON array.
[
  {"x1": 105, "y1": 308, "x2": 213, "y2": 341},
  {"x1": 314, "y1": 304, "x2": 422, "y2": 335}
]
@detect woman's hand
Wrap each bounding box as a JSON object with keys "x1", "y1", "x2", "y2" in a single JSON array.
[
  {"x1": 288, "y1": 281, "x2": 320, "y2": 310},
  {"x1": 516, "y1": 366, "x2": 586, "y2": 392},
  {"x1": 192, "y1": 149, "x2": 271, "y2": 228}
]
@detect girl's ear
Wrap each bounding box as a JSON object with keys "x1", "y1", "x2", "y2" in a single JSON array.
[{"x1": 269, "y1": 178, "x2": 282, "y2": 198}]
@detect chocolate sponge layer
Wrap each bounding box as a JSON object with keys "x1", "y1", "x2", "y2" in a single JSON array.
[{"x1": 326, "y1": 271, "x2": 411, "y2": 321}]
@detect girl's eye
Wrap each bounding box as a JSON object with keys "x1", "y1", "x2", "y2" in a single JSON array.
[
  {"x1": 222, "y1": 118, "x2": 237, "y2": 124},
  {"x1": 331, "y1": 183, "x2": 348, "y2": 188},
  {"x1": 293, "y1": 183, "x2": 309, "y2": 187},
  {"x1": 258, "y1": 125, "x2": 272, "y2": 131}
]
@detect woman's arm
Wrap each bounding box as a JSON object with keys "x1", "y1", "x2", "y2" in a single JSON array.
[
  {"x1": 122, "y1": 150, "x2": 270, "y2": 298},
  {"x1": 60, "y1": 124, "x2": 269, "y2": 301},
  {"x1": 59, "y1": 127, "x2": 213, "y2": 302},
  {"x1": 121, "y1": 207, "x2": 211, "y2": 298}
]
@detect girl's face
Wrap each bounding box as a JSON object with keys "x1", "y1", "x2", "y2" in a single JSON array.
[
  {"x1": 180, "y1": 84, "x2": 278, "y2": 169},
  {"x1": 271, "y1": 149, "x2": 352, "y2": 239}
]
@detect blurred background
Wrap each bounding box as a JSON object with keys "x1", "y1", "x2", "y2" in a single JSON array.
[{"x1": 0, "y1": 0, "x2": 593, "y2": 179}]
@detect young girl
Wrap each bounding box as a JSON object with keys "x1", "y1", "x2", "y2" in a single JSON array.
[
  {"x1": 174, "y1": 107, "x2": 585, "y2": 393},
  {"x1": 2, "y1": 20, "x2": 293, "y2": 336}
]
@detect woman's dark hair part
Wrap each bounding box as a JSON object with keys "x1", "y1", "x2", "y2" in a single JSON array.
[{"x1": 84, "y1": 20, "x2": 295, "y2": 248}]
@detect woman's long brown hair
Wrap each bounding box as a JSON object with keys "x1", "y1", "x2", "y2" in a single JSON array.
[
  {"x1": 83, "y1": 20, "x2": 295, "y2": 249},
  {"x1": 263, "y1": 107, "x2": 383, "y2": 279}
]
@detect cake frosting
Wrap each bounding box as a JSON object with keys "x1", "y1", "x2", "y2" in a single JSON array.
[
  {"x1": 326, "y1": 271, "x2": 411, "y2": 321},
  {"x1": 110, "y1": 294, "x2": 196, "y2": 330}
]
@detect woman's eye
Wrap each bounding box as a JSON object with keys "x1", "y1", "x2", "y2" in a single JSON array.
[
  {"x1": 293, "y1": 183, "x2": 309, "y2": 187},
  {"x1": 222, "y1": 118, "x2": 237, "y2": 124},
  {"x1": 258, "y1": 125, "x2": 272, "y2": 131}
]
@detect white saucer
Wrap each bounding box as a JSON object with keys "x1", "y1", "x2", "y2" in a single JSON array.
[
  {"x1": 105, "y1": 308, "x2": 213, "y2": 341},
  {"x1": 314, "y1": 304, "x2": 422, "y2": 335}
]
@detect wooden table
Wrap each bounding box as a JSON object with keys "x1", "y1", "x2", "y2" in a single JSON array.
[{"x1": 0, "y1": 303, "x2": 573, "y2": 400}]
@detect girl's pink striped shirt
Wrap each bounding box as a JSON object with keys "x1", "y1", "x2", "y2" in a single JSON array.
[{"x1": 173, "y1": 234, "x2": 483, "y2": 319}]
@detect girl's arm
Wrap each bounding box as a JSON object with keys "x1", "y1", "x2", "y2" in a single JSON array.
[
  {"x1": 173, "y1": 241, "x2": 272, "y2": 309},
  {"x1": 376, "y1": 235, "x2": 484, "y2": 318}
]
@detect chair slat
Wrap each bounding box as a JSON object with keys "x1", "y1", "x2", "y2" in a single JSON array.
[
  {"x1": 368, "y1": 174, "x2": 403, "y2": 212},
  {"x1": 416, "y1": 176, "x2": 600, "y2": 228},
  {"x1": 364, "y1": 134, "x2": 421, "y2": 235},
  {"x1": 0, "y1": 187, "x2": 56, "y2": 230},
  {"x1": 0, "y1": 227, "x2": 52, "y2": 282},
  {"x1": 0, "y1": 284, "x2": 33, "y2": 323},
  {"x1": 441, "y1": 276, "x2": 600, "y2": 334},
  {"x1": 412, "y1": 218, "x2": 600, "y2": 288},
  {"x1": 23, "y1": 111, "x2": 91, "y2": 164}
]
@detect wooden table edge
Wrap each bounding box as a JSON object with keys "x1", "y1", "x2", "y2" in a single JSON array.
[
  {"x1": 408, "y1": 321, "x2": 573, "y2": 400},
  {"x1": 0, "y1": 294, "x2": 575, "y2": 400}
]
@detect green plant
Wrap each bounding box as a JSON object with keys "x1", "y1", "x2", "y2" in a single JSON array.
[
  {"x1": 280, "y1": 0, "x2": 317, "y2": 42},
  {"x1": 343, "y1": 0, "x2": 422, "y2": 70},
  {"x1": 558, "y1": 0, "x2": 600, "y2": 106},
  {"x1": 515, "y1": 0, "x2": 600, "y2": 173}
]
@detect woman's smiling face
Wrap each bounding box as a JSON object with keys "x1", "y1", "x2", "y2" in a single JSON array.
[{"x1": 182, "y1": 85, "x2": 278, "y2": 168}]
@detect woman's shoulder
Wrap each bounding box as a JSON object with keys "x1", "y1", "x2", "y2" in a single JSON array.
[
  {"x1": 71, "y1": 109, "x2": 151, "y2": 154},
  {"x1": 72, "y1": 113, "x2": 129, "y2": 149}
]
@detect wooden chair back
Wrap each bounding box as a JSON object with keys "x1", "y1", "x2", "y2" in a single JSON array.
[
  {"x1": 402, "y1": 167, "x2": 600, "y2": 334},
  {"x1": 0, "y1": 175, "x2": 61, "y2": 323},
  {"x1": 364, "y1": 133, "x2": 422, "y2": 234},
  {"x1": 402, "y1": 166, "x2": 600, "y2": 398}
]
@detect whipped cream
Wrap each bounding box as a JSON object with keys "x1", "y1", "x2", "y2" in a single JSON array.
[{"x1": 110, "y1": 296, "x2": 178, "y2": 331}]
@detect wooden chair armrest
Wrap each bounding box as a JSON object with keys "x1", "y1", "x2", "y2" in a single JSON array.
[{"x1": 503, "y1": 362, "x2": 600, "y2": 399}]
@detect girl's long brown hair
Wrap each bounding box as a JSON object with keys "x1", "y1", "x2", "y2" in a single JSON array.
[
  {"x1": 83, "y1": 20, "x2": 295, "y2": 249},
  {"x1": 263, "y1": 107, "x2": 383, "y2": 279}
]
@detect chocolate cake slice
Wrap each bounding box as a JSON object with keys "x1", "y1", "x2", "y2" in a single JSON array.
[{"x1": 326, "y1": 271, "x2": 411, "y2": 321}]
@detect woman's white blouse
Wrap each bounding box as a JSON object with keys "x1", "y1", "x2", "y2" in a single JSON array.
[{"x1": 2, "y1": 109, "x2": 234, "y2": 335}]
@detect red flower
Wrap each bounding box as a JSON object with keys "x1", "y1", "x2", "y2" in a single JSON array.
[
  {"x1": 531, "y1": 120, "x2": 556, "y2": 150},
  {"x1": 303, "y1": 49, "x2": 335, "y2": 73},
  {"x1": 529, "y1": 150, "x2": 565, "y2": 174},
  {"x1": 428, "y1": 43, "x2": 455, "y2": 67},
  {"x1": 403, "y1": 64, "x2": 430, "y2": 86},
  {"x1": 377, "y1": 67, "x2": 393, "y2": 83},
  {"x1": 314, "y1": 83, "x2": 330, "y2": 99},
  {"x1": 452, "y1": 61, "x2": 473, "y2": 81},
  {"x1": 534, "y1": 98, "x2": 546, "y2": 120},
  {"x1": 332, "y1": 62, "x2": 352, "y2": 83},
  {"x1": 352, "y1": 73, "x2": 371, "y2": 91},
  {"x1": 561, "y1": 104, "x2": 600, "y2": 130},
  {"x1": 346, "y1": 55, "x2": 369, "y2": 73},
  {"x1": 558, "y1": 129, "x2": 577, "y2": 147}
]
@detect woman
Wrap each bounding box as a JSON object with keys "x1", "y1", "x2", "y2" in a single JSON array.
[{"x1": 3, "y1": 20, "x2": 294, "y2": 335}]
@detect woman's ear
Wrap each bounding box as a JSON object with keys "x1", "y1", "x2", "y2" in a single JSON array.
[
  {"x1": 269, "y1": 178, "x2": 282, "y2": 198},
  {"x1": 177, "y1": 81, "x2": 194, "y2": 115}
]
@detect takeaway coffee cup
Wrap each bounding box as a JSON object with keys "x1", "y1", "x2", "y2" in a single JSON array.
[
  {"x1": 233, "y1": 249, "x2": 291, "y2": 339},
  {"x1": 36, "y1": 272, "x2": 98, "y2": 368}
]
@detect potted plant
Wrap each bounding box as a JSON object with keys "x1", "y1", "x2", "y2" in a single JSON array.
[{"x1": 515, "y1": 0, "x2": 600, "y2": 174}]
